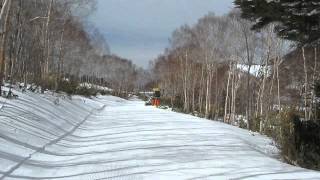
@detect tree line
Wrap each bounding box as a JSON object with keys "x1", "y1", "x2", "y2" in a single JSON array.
[
  {"x1": 0, "y1": 0, "x2": 138, "y2": 97},
  {"x1": 150, "y1": 1, "x2": 320, "y2": 169},
  {"x1": 152, "y1": 11, "x2": 292, "y2": 126}
]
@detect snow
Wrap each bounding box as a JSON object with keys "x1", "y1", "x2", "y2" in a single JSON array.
[
  {"x1": 79, "y1": 83, "x2": 113, "y2": 92},
  {"x1": 236, "y1": 64, "x2": 271, "y2": 77},
  {"x1": 1, "y1": 89, "x2": 320, "y2": 179},
  {"x1": 308, "y1": 9, "x2": 320, "y2": 16}
]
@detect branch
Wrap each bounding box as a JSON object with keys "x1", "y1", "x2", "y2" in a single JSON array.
[{"x1": 29, "y1": 16, "x2": 48, "y2": 22}]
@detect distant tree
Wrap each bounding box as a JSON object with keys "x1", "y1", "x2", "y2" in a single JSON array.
[{"x1": 0, "y1": 0, "x2": 137, "y2": 98}]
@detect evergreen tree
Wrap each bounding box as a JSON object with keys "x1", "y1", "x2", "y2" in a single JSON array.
[{"x1": 234, "y1": 0, "x2": 320, "y2": 45}]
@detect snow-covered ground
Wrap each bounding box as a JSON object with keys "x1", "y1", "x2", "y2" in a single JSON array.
[
  {"x1": 1, "y1": 89, "x2": 320, "y2": 180},
  {"x1": 79, "y1": 83, "x2": 113, "y2": 92}
]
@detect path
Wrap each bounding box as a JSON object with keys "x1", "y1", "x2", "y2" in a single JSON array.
[{"x1": 2, "y1": 96, "x2": 320, "y2": 180}]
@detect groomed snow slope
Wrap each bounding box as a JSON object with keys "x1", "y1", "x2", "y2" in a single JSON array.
[{"x1": 0, "y1": 90, "x2": 320, "y2": 180}]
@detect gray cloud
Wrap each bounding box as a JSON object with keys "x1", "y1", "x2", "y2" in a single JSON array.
[{"x1": 90, "y1": 0, "x2": 234, "y2": 68}]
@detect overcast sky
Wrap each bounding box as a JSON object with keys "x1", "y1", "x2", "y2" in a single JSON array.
[{"x1": 90, "y1": 0, "x2": 234, "y2": 68}]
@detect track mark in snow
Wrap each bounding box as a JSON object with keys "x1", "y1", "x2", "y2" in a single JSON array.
[
  {"x1": 0, "y1": 105, "x2": 106, "y2": 180},
  {"x1": 1, "y1": 95, "x2": 320, "y2": 180}
]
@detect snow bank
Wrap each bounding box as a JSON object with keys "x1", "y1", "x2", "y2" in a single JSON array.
[
  {"x1": 79, "y1": 83, "x2": 113, "y2": 92},
  {"x1": 0, "y1": 88, "x2": 110, "y2": 178}
]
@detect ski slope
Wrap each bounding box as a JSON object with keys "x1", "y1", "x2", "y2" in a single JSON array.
[{"x1": 1, "y1": 90, "x2": 320, "y2": 180}]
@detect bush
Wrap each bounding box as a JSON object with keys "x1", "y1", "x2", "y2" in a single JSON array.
[
  {"x1": 264, "y1": 112, "x2": 281, "y2": 141},
  {"x1": 173, "y1": 95, "x2": 183, "y2": 109},
  {"x1": 239, "y1": 117, "x2": 247, "y2": 129},
  {"x1": 160, "y1": 97, "x2": 172, "y2": 107},
  {"x1": 263, "y1": 109, "x2": 320, "y2": 170},
  {"x1": 251, "y1": 116, "x2": 262, "y2": 132},
  {"x1": 278, "y1": 109, "x2": 298, "y2": 163},
  {"x1": 75, "y1": 86, "x2": 98, "y2": 97},
  {"x1": 99, "y1": 90, "x2": 111, "y2": 96},
  {"x1": 137, "y1": 93, "x2": 149, "y2": 101},
  {"x1": 294, "y1": 119, "x2": 320, "y2": 169},
  {"x1": 41, "y1": 75, "x2": 56, "y2": 91},
  {"x1": 57, "y1": 80, "x2": 78, "y2": 95},
  {"x1": 112, "y1": 91, "x2": 128, "y2": 99}
]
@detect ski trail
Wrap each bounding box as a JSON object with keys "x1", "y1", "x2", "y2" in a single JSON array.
[
  {"x1": 1, "y1": 95, "x2": 320, "y2": 180},
  {"x1": 0, "y1": 105, "x2": 106, "y2": 180}
]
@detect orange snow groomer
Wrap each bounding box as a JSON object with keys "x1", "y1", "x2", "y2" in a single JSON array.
[{"x1": 152, "y1": 88, "x2": 161, "y2": 107}]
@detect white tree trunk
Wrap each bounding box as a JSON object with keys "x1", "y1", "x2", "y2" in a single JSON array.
[
  {"x1": 44, "y1": 0, "x2": 54, "y2": 77},
  {"x1": 302, "y1": 47, "x2": 308, "y2": 121},
  {"x1": 0, "y1": 0, "x2": 10, "y2": 25},
  {"x1": 183, "y1": 50, "x2": 188, "y2": 112},
  {"x1": 205, "y1": 69, "x2": 210, "y2": 118},
  {"x1": 0, "y1": 0, "x2": 12, "y2": 95},
  {"x1": 309, "y1": 47, "x2": 317, "y2": 120},
  {"x1": 276, "y1": 57, "x2": 281, "y2": 112},
  {"x1": 224, "y1": 61, "x2": 232, "y2": 123}
]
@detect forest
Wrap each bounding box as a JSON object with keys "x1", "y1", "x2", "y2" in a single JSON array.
[
  {"x1": 0, "y1": 0, "x2": 139, "y2": 97},
  {"x1": 149, "y1": 1, "x2": 320, "y2": 169}
]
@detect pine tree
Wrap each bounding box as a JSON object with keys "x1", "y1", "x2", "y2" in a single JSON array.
[{"x1": 234, "y1": 0, "x2": 320, "y2": 45}]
